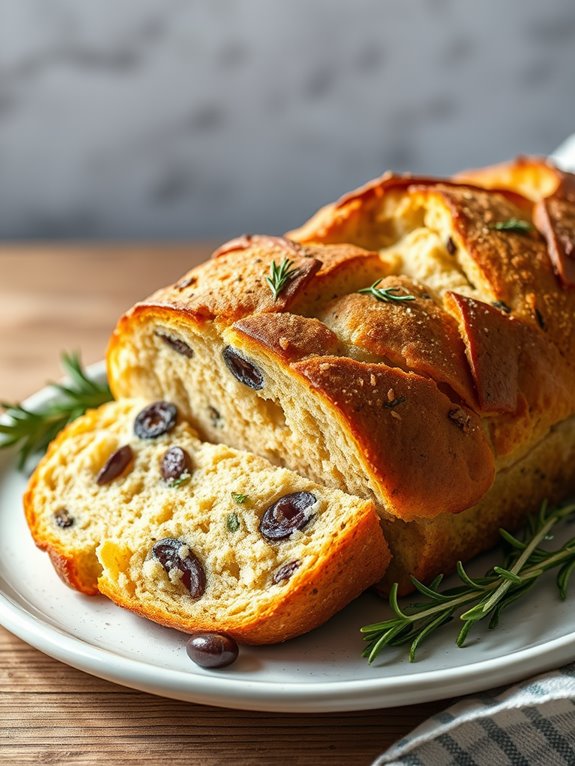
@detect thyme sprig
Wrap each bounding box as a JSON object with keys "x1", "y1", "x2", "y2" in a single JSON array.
[
  {"x1": 266, "y1": 258, "x2": 299, "y2": 301},
  {"x1": 0, "y1": 352, "x2": 112, "y2": 470},
  {"x1": 489, "y1": 218, "x2": 532, "y2": 234},
  {"x1": 362, "y1": 500, "x2": 575, "y2": 663},
  {"x1": 358, "y1": 280, "x2": 416, "y2": 304}
]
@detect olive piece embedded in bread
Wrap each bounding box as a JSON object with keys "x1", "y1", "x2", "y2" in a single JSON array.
[
  {"x1": 155, "y1": 331, "x2": 194, "y2": 359},
  {"x1": 53, "y1": 508, "x2": 74, "y2": 528},
  {"x1": 259, "y1": 492, "x2": 316, "y2": 541},
  {"x1": 152, "y1": 538, "x2": 206, "y2": 598},
  {"x1": 272, "y1": 559, "x2": 301, "y2": 584},
  {"x1": 96, "y1": 445, "x2": 134, "y2": 485},
  {"x1": 160, "y1": 446, "x2": 192, "y2": 482},
  {"x1": 134, "y1": 402, "x2": 178, "y2": 439},
  {"x1": 222, "y1": 346, "x2": 264, "y2": 389}
]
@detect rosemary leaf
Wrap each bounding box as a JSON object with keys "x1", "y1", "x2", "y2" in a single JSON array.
[
  {"x1": 557, "y1": 558, "x2": 575, "y2": 600},
  {"x1": 266, "y1": 258, "x2": 299, "y2": 301},
  {"x1": 362, "y1": 500, "x2": 575, "y2": 663},
  {"x1": 231, "y1": 492, "x2": 248, "y2": 504},
  {"x1": 0, "y1": 352, "x2": 112, "y2": 471},
  {"x1": 358, "y1": 280, "x2": 416, "y2": 304},
  {"x1": 489, "y1": 218, "x2": 532, "y2": 234}
]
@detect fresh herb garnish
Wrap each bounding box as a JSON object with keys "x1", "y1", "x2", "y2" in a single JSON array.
[
  {"x1": 227, "y1": 512, "x2": 240, "y2": 532},
  {"x1": 0, "y1": 352, "x2": 112, "y2": 470},
  {"x1": 231, "y1": 492, "x2": 248, "y2": 504},
  {"x1": 266, "y1": 258, "x2": 299, "y2": 301},
  {"x1": 361, "y1": 500, "x2": 575, "y2": 663},
  {"x1": 358, "y1": 280, "x2": 416, "y2": 304},
  {"x1": 168, "y1": 472, "x2": 191, "y2": 488},
  {"x1": 489, "y1": 218, "x2": 532, "y2": 234}
]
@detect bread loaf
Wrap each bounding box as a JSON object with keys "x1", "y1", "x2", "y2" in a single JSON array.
[
  {"x1": 24, "y1": 399, "x2": 388, "y2": 643},
  {"x1": 106, "y1": 158, "x2": 575, "y2": 592}
]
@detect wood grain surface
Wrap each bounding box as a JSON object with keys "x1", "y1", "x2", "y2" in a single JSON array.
[{"x1": 0, "y1": 246, "x2": 453, "y2": 766}]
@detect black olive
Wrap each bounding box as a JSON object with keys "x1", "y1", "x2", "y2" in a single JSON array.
[
  {"x1": 259, "y1": 492, "x2": 316, "y2": 541},
  {"x1": 222, "y1": 346, "x2": 264, "y2": 390},
  {"x1": 54, "y1": 508, "x2": 74, "y2": 528},
  {"x1": 134, "y1": 402, "x2": 178, "y2": 439},
  {"x1": 186, "y1": 633, "x2": 239, "y2": 668},
  {"x1": 156, "y1": 332, "x2": 194, "y2": 359},
  {"x1": 273, "y1": 560, "x2": 301, "y2": 584},
  {"x1": 96, "y1": 445, "x2": 134, "y2": 485},
  {"x1": 161, "y1": 447, "x2": 192, "y2": 482},
  {"x1": 152, "y1": 538, "x2": 206, "y2": 598}
]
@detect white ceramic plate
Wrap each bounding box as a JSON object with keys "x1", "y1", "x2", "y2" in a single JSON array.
[{"x1": 1, "y1": 365, "x2": 575, "y2": 713}]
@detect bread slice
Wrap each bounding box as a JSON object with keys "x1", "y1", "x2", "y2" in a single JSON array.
[{"x1": 24, "y1": 399, "x2": 389, "y2": 643}]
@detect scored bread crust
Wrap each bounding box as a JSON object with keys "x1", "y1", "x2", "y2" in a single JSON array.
[
  {"x1": 104, "y1": 157, "x2": 575, "y2": 589},
  {"x1": 107, "y1": 241, "x2": 497, "y2": 522},
  {"x1": 24, "y1": 399, "x2": 389, "y2": 643}
]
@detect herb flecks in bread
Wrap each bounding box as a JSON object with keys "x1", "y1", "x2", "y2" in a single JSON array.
[{"x1": 25, "y1": 399, "x2": 389, "y2": 643}]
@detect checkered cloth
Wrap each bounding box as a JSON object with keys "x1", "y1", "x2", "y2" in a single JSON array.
[
  {"x1": 373, "y1": 666, "x2": 575, "y2": 765},
  {"x1": 374, "y1": 138, "x2": 575, "y2": 766}
]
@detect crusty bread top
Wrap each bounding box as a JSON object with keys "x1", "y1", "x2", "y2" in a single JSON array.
[{"x1": 107, "y1": 158, "x2": 575, "y2": 522}]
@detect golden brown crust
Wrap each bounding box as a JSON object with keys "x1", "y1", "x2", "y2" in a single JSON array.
[
  {"x1": 288, "y1": 355, "x2": 494, "y2": 520},
  {"x1": 23, "y1": 405, "x2": 117, "y2": 595},
  {"x1": 47, "y1": 550, "x2": 100, "y2": 596},
  {"x1": 534, "y1": 193, "x2": 575, "y2": 288},
  {"x1": 288, "y1": 171, "x2": 529, "y2": 248},
  {"x1": 318, "y1": 276, "x2": 476, "y2": 407},
  {"x1": 98, "y1": 505, "x2": 388, "y2": 645},
  {"x1": 456, "y1": 157, "x2": 575, "y2": 288},
  {"x1": 107, "y1": 157, "x2": 575, "y2": 530},
  {"x1": 445, "y1": 292, "x2": 521, "y2": 414},
  {"x1": 233, "y1": 313, "x2": 342, "y2": 363},
  {"x1": 382, "y1": 413, "x2": 575, "y2": 594},
  {"x1": 148, "y1": 243, "x2": 322, "y2": 324},
  {"x1": 454, "y1": 155, "x2": 565, "y2": 200},
  {"x1": 287, "y1": 159, "x2": 575, "y2": 456}
]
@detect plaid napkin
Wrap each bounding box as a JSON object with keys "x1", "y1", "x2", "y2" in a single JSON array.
[
  {"x1": 374, "y1": 139, "x2": 575, "y2": 766},
  {"x1": 373, "y1": 666, "x2": 575, "y2": 765}
]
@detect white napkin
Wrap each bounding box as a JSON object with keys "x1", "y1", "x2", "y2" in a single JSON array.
[
  {"x1": 373, "y1": 138, "x2": 575, "y2": 766},
  {"x1": 552, "y1": 135, "x2": 575, "y2": 170}
]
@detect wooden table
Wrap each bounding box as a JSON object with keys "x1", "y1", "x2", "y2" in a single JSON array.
[{"x1": 0, "y1": 246, "x2": 453, "y2": 765}]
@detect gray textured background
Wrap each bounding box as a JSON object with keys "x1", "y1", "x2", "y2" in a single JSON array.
[{"x1": 1, "y1": 0, "x2": 575, "y2": 240}]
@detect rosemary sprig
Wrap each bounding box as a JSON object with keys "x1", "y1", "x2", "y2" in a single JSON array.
[
  {"x1": 266, "y1": 258, "x2": 299, "y2": 301},
  {"x1": 0, "y1": 352, "x2": 112, "y2": 470},
  {"x1": 361, "y1": 500, "x2": 575, "y2": 663},
  {"x1": 489, "y1": 218, "x2": 532, "y2": 234},
  {"x1": 358, "y1": 280, "x2": 416, "y2": 304}
]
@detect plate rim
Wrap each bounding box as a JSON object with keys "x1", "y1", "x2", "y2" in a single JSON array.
[{"x1": 1, "y1": 364, "x2": 575, "y2": 712}]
